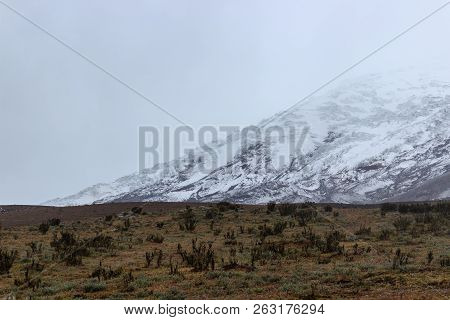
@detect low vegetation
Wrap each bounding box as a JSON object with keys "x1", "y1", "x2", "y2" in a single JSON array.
[{"x1": 0, "y1": 201, "x2": 449, "y2": 299}]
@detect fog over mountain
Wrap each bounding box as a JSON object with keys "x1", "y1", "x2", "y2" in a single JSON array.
[
  {"x1": 46, "y1": 68, "x2": 450, "y2": 205},
  {"x1": 2, "y1": 1, "x2": 450, "y2": 204}
]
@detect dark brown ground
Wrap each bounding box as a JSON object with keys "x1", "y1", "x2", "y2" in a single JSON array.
[{"x1": 0, "y1": 203, "x2": 209, "y2": 227}]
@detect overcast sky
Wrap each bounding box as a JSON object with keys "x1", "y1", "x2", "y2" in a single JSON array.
[{"x1": 1, "y1": 0, "x2": 449, "y2": 204}]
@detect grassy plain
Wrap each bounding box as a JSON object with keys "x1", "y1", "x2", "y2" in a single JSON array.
[{"x1": 0, "y1": 202, "x2": 449, "y2": 299}]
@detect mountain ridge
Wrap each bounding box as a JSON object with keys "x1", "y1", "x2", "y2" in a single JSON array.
[{"x1": 45, "y1": 69, "x2": 450, "y2": 206}]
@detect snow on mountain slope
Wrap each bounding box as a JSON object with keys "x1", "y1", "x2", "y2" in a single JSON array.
[{"x1": 45, "y1": 68, "x2": 450, "y2": 206}]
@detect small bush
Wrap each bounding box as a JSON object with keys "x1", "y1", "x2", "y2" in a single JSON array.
[
  {"x1": 393, "y1": 217, "x2": 412, "y2": 232},
  {"x1": 48, "y1": 218, "x2": 61, "y2": 226},
  {"x1": 131, "y1": 207, "x2": 143, "y2": 214},
  {"x1": 251, "y1": 241, "x2": 286, "y2": 263},
  {"x1": 392, "y1": 248, "x2": 410, "y2": 270},
  {"x1": 427, "y1": 250, "x2": 433, "y2": 265},
  {"x1": 50, "y1": 231, "x2": 77, "y2": 251},
  {"x1": 294, "y1": 208, "x2": 317, "y2": 226},
  {"x1": 155, "y1": 288, "x2": 186, "y2": 300},
  {"x1": 381, "y1": 203, "x2": 397, "y2": 213},
  {"x1": 38, "y1": 222, "x2": 50, "y2": 235},
  {"x1": 179, "y1": 207, "x2": 197, "y2": 232},
  {"x1": 377, "y1": 229, "x2": 392, "y2": 240},
  {"x1": 85, "y1": 234, "x2": 113, "y2": 249},
  {"x1": 355, "y1": 225, "x2": 371, "y2": 236},
  {"x1": 278, "y1": 203, "x2": 297, "y2": 216},
  {"x1": 205, "y1": 208, "x2": 222, "y2": 220},
  {"x1": 266, "y1": 202, "x2": 276, "y2": 213},
  {"x1": 91, "y1": 262, "x2": 122, "y2": 281},
  {"x1": 121, "y1": 271, "x2": 135, "y2": 292},
  {"x1": 319, "y1": 230, "x2": 345, "y2": 253},
  {"x1": 216, "y1": 201, "x2": 239, "y2": 212},
  {"x1": 147, "y1": 233, "x2": 164, "y2": 244},
  {"x1": 273, "y1": 221, "x2": 287, "y2": 235},
  {"x1": 50, "y1": 231, "x2": 89, "y2": 265},
  {"x1": 224, "y1": 230, "x2": 237, "y2": 245},
  {"x1": 178, "y1": 239, "x2": 215, "y2": 272},
  {"x1": 122, "y1": 218, "x2": 131, "y2": 231},
  {"x1": 440, "y1": 256, "x2": 450, "y2": 267},
  {"x1": 0, "y1": 249, "x2": 18, "y2": 274},
  {"x1": 84, "y1": 281, "x2": 106, "y2": 293}
]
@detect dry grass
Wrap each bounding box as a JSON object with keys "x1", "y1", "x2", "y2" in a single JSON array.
[{"x1": 0, "y1": 202, "x2": 449, "y2": 300}]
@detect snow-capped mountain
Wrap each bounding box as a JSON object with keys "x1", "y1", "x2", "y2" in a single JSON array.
[{"x1": 45, "y1": 68, "x2": 450, "y2": 206}]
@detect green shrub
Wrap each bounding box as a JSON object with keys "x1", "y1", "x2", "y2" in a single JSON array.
[
  {"x1": 0, "y1": 249, "x2": 18, "y2": 274},
  {"x1": 38, "y1": 222, "x2": 50, "y2": 234},
  {"x1": 393, "y1": 217, "x2": 412, "y2": 232},
  {"x1": 84, "y1": 281, "x2": 106, "y2": 293},
  {"x1": 146, "y1": 234, "x2": 164, "y2": 243},
  {"x1": 179, "y1": 207, "x2": 197, "y2": 232},
  {"x1": 155, "y1": 288, "x2": 186, "y2": 300},
  {"x1": 278, "y1": 203, "x2": 297, "y2": 216},
  {"x1": 178, "y1": 239, "x2": 215, "y2": 272},
  {"x1": 381, "y1": 203, "x2": 397, "y2": 213}
]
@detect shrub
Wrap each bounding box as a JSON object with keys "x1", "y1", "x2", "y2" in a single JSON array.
[
  {"x1": 85, "y1": 234, "x2": 113, "y2": 249},
  {"x1": 120, "y1": 271, "x2": 135, "y2": 292},
  {"x1": 50, "y1": 231, "x2": 77, "y2": 252},
  {"x1": 205, "y1": 207, "x2": 222, "y2": 220},
  {"x1": 146, "y1": 233, "x2": 165, "y2": 243},
  {"x1": 266, "y1": 202, "x2": 276, "y2": 213},
  {"x1": 84, "y1": 281, "x2": 106, "y2": 293},
  {"x1": 28, "y1": 241, "x2": 42, "y2": 255},
  {"x1": 427, "y1": 250, "x2": 433, "y2": 265},
  {"x1": 91, "y1": 262, "x2": 122, "y2": 281},
  {"x1": 131, "y1": 207, "x2": 143, "y2": 214},
  {"x1": 179, "y1": 207, "x2": 197, "y2": 232},
  {"x1": 216, "y1": 201, "x2": 238, "y2": 212},
  {"x1": 144, "y1": 249, "x2": 163, "y2": 268},
  {"x1": 377, "y1": 229, "x2": 392, "y2": 241},
  {"x1": 440, "y1": 256, "x2": 450, "y2": 267},
  {"x1": 355, "y1": 225, "x2": 371, "y2": 236},
  {"x1": 392, "y1": 248, "x2": 410, "y2": 270},
  {"x1": 0, "y1": 249, "x2": 18, "y2": 274},
  {"x1": 169, "y1": 256, "x2": 180, "y2": 275},
  {"x1": 104, "y1": 215, "x2": 113, "y2": 222},
  {"x1": 393, "y1": 217, "x2": 412, "y2": 232},
  {"x1": 223, "y1": 230, "x2": 237, "y2": 245},
  {"x1": 320, "y1": 230, "x2": 345, "y2": 253},
  {"x1": 251, "y1": 241, "x2": 286, "y2": 263},
  {"x1": 154, "y1": 289, "x2": 186, "y2": 300},
  {"x1": 13, "y1": 267, "x2": 41, "y2": 291},
  {"x1": 259, "y1": 224, "x2": 273, "y2": 238},
  {"x1": 38, "y1": 222, "x2": 50, "y2": 235},
  {"x1": 122, "y1": 218, "x2": 131, "y2": 231},
  {"x1": 324, "y1": 205, "x2": 333, "y2": 212},
  {"x1": 64, "y1": 248, "x2": 86, "y2": 266},
  {"x1": 178, "y1": 239, "x2": 215, "y2": 272},
  {"x1": 273, "y1": 221, "x2": 287, "y2": 235},
  {"x1": 48, "y1": 218, "x2": 61, "y2": 226},
  {"x1": 294, "y1": 208, "x2": 317, "y2": 226},
  {"x1": 381, "y1": 203, "x2": 397, "y2": 213},
  {"x1": 50, "y1": 231, "x2": 89, "y2": 265},
  {"x1": 278, "y1": 203, "x2": 297, "y2": 216}
]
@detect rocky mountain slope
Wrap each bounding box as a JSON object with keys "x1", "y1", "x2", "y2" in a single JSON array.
[{"x1": 45, "y1": 69, "x2": 450, "y2": 206}]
